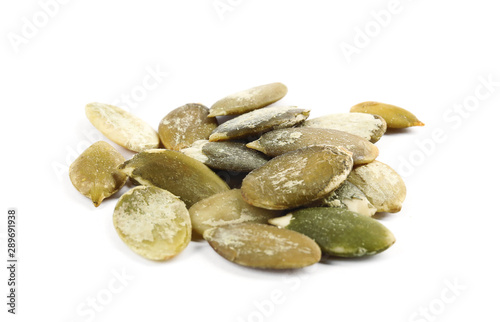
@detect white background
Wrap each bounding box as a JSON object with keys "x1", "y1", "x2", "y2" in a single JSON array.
[{"x1": 1, "y1": 1, "x2": 500, "y2": 321}]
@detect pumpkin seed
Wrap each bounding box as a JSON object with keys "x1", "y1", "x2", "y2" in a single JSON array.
[
  {"x1": 202, "y1": 141, "x2": 270, "y2": 172},
  {"x1": 118, "y1": 149, "x2": 229, "y2": 208},
  {"x1": 350, "y1": 101, "x2": 424, "y2": 129},
  {"x1": 85, "y1": 102, "x2": 160, "y2": 152},
  {"x1": 306, "y1": 181, "x2": 376, "y2": 217},
  {"x1": 209, "y1": 106, "x2": 310, "y2": 142},
  {"x1": 347, "y1": 160, "x2": 406, "y2": 213},
  {"x1": 301, "y1": 112, "x2": 387, "y2": 143},
  {"x1": 247, "y1": 127, "x2": 378, "y2": 165},
  {"x1": 113, "y1": 186, "x2": 191, "y2": 260},
  {"x1": 69, "y1": 141, "x2": 127, "y2": 207},
  {"x1": 241, "y1": 146, "x2": 353, "y2": 210},
  {"x1": 269, "y1": 208, "x2": 395, "y2": 257},
  {"x1": 209, "y1": 82, "x2": 288, "y2": 117},
  {"x1": 158, "y1": 103, "x2": 218, "y2": 150},
  {"x1": 189, "y1": 189, "x2": 281, "y2": 235},
  {"x1": 203, "y1": 223, "x2": 321, "y2": 269}
]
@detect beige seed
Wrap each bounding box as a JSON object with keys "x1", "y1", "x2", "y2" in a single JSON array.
[
  {"x1": 158, "y1": 103, "x2": 218, "y2": 150},
  {"x1": 209, "y1": 82, "x2": 288, "y2": 117},
  {"x1": 69, "y1": 141, "x2": 127, "y2": 207},
  {"x1": 203, "y1": 223, "x2": 321, "y2": 269},
  {"x1": 189, "y1": 189, "x2": 281, "y2": 235},
  {"x1": 241, "y1": 146, "x2": 353, "y2": 210},
  {"x1": 113, "y1": 186, "x2": 191, "y2": 261},
  {"x1": 347, "y1": 160, "x2": 406, "y2": 213},
  {"x1": 85, "y1": 102, "x2": 160, "y2": 152},
  {"x1": 247, "y1": 127, "x2": 378, "y2": 165},
  {"x1": 350, "y1": 101, "x2": 424, "y2": 129}
]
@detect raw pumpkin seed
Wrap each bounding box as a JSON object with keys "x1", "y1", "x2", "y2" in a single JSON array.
[
  {"x1": 158, "y1": 103, "x2": 218, "y2": 150},
  {"x1": 203, "y1": 223, "x2": 321, "y2": 269},
  {"x1": 69, "y1": 141, "x2": 127, "y2": 207},
  {"x1": 209, "y1": 82, "x2": 288, "y2": 117},
  {"x1": 118, "y1": 149, "x2": 229, "y2": 208},
  {"x1": 307, "y1": 181, "x2": 377, "y2": 217},
  {"x1": 209, "y1": 106, "x2": 310, "y2": 142},
  {"x1": 241, "y1": 146, "x2": 353, "y2": 210},
  {"x1": 189, "y1": 189, "x2": 281, "y2": 235},
  {"x1": 113, "y1": 186, "x2": 191, "y2": 260},
  {"x1": 350, "y1": 101, "x2": 424, "y2": 129},
  {"x1": 247, "y1": 127, "x2": 379, "y2": 165},
  {"x1": 301, "y1": 112, "x2": 387, "y2": 143},
  {"x1": 85, "y1": 102, "x2": 160, "y2": 152},
  {"x1": 347, "y1": 160, "x2": 406, "y2": 213},
  {"x1": 269, "y1": 208, "x2": 395, "y2": 257}
]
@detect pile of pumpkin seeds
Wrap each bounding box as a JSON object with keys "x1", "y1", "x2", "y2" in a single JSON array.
[{"x1": 69, "y1": 82, "x2": 424, "y2": 269}]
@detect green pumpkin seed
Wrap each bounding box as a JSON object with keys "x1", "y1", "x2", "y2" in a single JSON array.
[
  {"x1": 203, "y1": 223, "x2": 321, "y2": 269},
  {"x1": 202, "y1": 141, "x2": 270, "y2": 172},
  {"x1": 158, "y1": 103, "x2": 218, "y2": 150},
  {"x1": 347, "y1": 160, "x2": 406, "y2": 213},
  {"x1": 350, "y1": 101, "x2": 424, "y2": 129},
  {"x1": 209, "y1": 82, "x2": 288, "y2": 117},
  {"x1": 307, "y1": 181, "x2": 376, "y2": 217},
  {"x1": 247, "y1": 127, "x2": 378, "y2": 165},
  {"x1": 119, "y1": 149, "x2": 229, "y2": 207},
  {"x1": 69, "y1": 141, "x2": 127, "y2": 207},
  {"x1": 241, "y1": 146, "x2": 353, "y2": 210},
  {"x1": 189, "y1": 189, "x2": 281, "y2": 235},
  {"x1": 269, "y1": 208, "x2": 395, "y2": 257},
  {"x1": 85, "y1": 102, "x2": 160, "y2": 152},
  {"x1": 301, "y1": 112, "x2": 387, "y2": 143},
  {"x1": 113, "y1": 186, "x2": 191, "y2": 260},
  {"x1": 209, "y1": 106, "x2": 310, "y2": 142}
]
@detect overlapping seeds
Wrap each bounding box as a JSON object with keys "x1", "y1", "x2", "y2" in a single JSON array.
[{"x1": 71, "y1": 82, "x2": 423, "y2": 269}]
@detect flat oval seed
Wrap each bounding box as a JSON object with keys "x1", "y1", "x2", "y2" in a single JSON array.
[
  {"x1": 307, "y1": 181, "x2": 377, "y2": 217},
  {"x1": 209, "y1": 106, "x2": 310, "y2": 142},
  {"x1": 113, "y1": 186, "x2": 191, "y2": 260},
  {"x1": 347, "y1": 160, "x2": 406, "y2": 213},
  {"x1": 269, "y1": 208, "x2": 395, "y2": 257},
  {"x1": 85, "y1": 102, "x2": 160, "y2": 152},
  {"x1": 247, "y1": 127, "x2": 378, "y2": 165},
  {"x1": 202, "y1": 141, "x2": 270, "y2": 172},
  {"x1": 119, "y1": 149, "x2": 229, "y2": 208},
  {"x1": 69, "y1": 141, "x2": 127, "y2": 207},
  {"x1": 209, "y1": 82, "x2": 288, "y2": 117},
  {"x1": 203, "y1": 223, "x2": 321, "y2": 269},
  {"x1": 158, "y1": 103, "x2": 218, "y2": 150},
  {"x1": 189, "y1": 189, "x2": 281, "y2": 235},
  {"x1": 350, "y1": 101, "x2": 425, "y2": 129},
  {"x1": 241, "y1": 146, "x2": 353, "y2": 210},
  {"x1": 301, "y1": 113, "x2": 387, "y2": 143}
]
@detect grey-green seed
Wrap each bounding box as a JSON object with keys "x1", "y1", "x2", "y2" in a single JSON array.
[
  {"x1": 203, "y1": 223, "x2": 321, "y2": 269},
  {"x1": 269, "y1": 208, "x2": 395, "y2": 257},
  {"x1": 209, "y1": 82, "x2": 288, "y2": 117},
  {"x1": 209, "y1": 106, "x2": 310, "y2": 142}
]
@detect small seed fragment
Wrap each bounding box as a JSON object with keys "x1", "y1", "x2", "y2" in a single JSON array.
[
  {"x1": 113, "y1": 186, "x2": 191, "y2": 260},
  {"x1": 306, "y1": 181, "x2": 377, "y2": 217},
  {"x1": 247, "y1": 127, "x2": 378, "y2": 165},
  {"x1": 203, "y1": 223, "x2": 321, "y2": 269},
  {"x1": 119, "y1": 149, "x2": 229, "y2": 208},
  {"x1": 209, "y1": 82, "x2": 288, "y2": 117},
  {"x1": 241, "y1": 146, "x2": 353, "y2": 210},
  {"x1": 301, "y1": 113, "x2": 387, "y2": 143},
  {"x1": 209, "y1": 106, "x2": 310, "y2": 142},
  {"x1": 85, "y1": 102, "x2": 160, "y2": 152},
  {"x1": 347, "y1": 160, "x2": 406, "y2": 213},
  {"x1": 189, "y1": 189, "x2": 281, "y2": 235},
  {"x1": 269, "y1": 208, "x2": 395, "y2": 257},
  {"x1": 350, "y1": 101, "x2": 424, "y2": 129},
  {"x1": 158, "y1": 103, "x2": 218, "y2": 150},
  {"x1": 69, "y1": 141, "x2": 127, "y2": 207}
]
